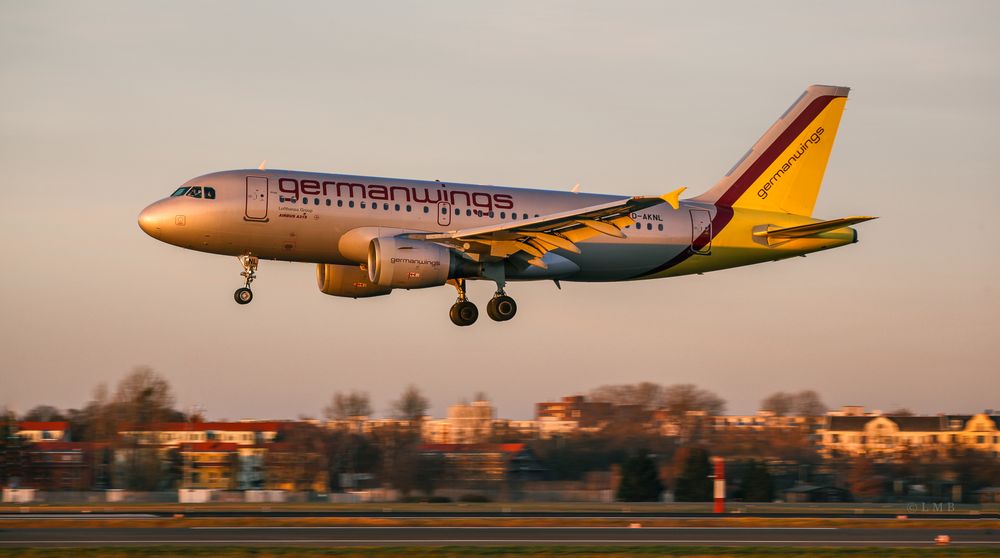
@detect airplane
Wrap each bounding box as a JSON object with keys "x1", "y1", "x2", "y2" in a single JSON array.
[{"x1": 138, "y1": 84, "x2": 875, "y2": 326}]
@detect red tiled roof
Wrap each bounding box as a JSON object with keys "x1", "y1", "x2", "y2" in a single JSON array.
[
  {"x1": 17, "y1": 422, "x2": 68, "y2": 431},
  {"x1": 121, "y1": 422, "x2": 283, "y2": 432},
  {"x1": 180, "y1": 442, "x2": 240, "y2": 452},
  {"x1": 420, "y1": 443, "x2": 525, "y2": 453}
]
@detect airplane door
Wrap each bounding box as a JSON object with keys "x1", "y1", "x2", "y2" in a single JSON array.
[
  {"x1": 245, "y1": 176, "x2": 268, "y2": 221},
  {"x1": 690, "y1": 209, "x2": 712, "y2": 255},
  {"x1": 437, "y1": 201, "x2": 452, "y2": 227}
]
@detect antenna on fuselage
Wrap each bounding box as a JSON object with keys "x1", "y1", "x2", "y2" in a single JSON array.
[
  {"x1": 258, "y1": 160, "x2": 268, "y2": 171},
  {"x1": 570, "y1": 183, "x2": 581, "y2": 194}
]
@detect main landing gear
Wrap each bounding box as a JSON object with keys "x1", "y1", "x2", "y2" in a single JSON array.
[
  {"x1": 448, "y1": 279, "x2": 518, "y2": 326},
  {"x1": 449, "y1": 279, "x2": 478, "y2": 326},
  {"x1": 234, "y1": 255, "x2": 258, "y2": 305}
]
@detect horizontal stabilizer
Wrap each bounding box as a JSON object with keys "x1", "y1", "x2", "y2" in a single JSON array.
[{"x1": 755, "y1": 216, "x2": 877, "y2": 239}]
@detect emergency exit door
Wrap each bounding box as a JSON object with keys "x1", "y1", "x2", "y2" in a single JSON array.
[
  {"x1": 245, "y1": 176, "x2": 268, "y2": 220},
  {"x1": 690, "y1": 209, "x2": 712, "y2": 255}
]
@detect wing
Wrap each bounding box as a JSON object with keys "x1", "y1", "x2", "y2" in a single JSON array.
[{"x1": 408, "y1": 188, "x2": 686, "y2": 269}]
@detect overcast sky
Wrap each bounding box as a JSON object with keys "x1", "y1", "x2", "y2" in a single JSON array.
[{"x1": 2, "y1": 1, "x2": 997, "y2": 420}]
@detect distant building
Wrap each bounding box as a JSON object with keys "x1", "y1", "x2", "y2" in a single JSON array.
[
  {"x1": 818, "y1": 408, "x2": 1000, "y2": 459},
  {"x1": 419, "y1": 443, "x2": 545, "y2": 487},
  {"x1": 263, "y1": 442, "x2": 328, "y2": 492},
  {"x1": 180, "y1": 442, "x2": 239, "y2": 490},
  {"x1": 23, "y1": 441, "x2": 107, "y2": 490},
  {"x1": 17, "y1": 422, "x2": 69, "y2": 442},
  {"x1": 119, "y1": 421, "x2": 281, "y2": 447},
  {"x1": 422, "y1": 400, "x2": 496, "y2": 444},
  {"x1": 535, "y1": 396, "x2": 613, "y2": 428}
]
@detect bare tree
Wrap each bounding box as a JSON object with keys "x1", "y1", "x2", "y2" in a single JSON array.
[
  {"x1": 761, "y1": 390, "x2": 827, "y2": 417},
  {"x1": 589, "y1": 382, "x2": 664, "y2": 409},
  {"x1": 761, "y1": 392, "x2": 794, "y2": 416},
  {"x1": 113, "y1": 366, "x2": 179, "y2": 425},
  {"x1": 791, "y1": 390, "x2": 827, "y2": 417},
  {"x1": 391, "y1": 385, "x2": 429, "y2": 421},
  {"x1": 662, "y1": 384, "x2": 725, "y2": 417},
  {"x1": 21, "y1": 405, "x2": 66, "y2": 422},
  {"x1": 324, "y1": 391, "x2": 372, "y2": 420}
]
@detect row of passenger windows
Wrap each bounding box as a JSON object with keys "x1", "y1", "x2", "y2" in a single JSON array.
[
  {"x1": 279, "y1": 195, "x2": 541, "y2": 220},
  {"x1": 171, "y1": 186, "x2": 216, "y2": 199},
  {"x1": 629, "y1": 222, "x2": 665, "y2": 231}
]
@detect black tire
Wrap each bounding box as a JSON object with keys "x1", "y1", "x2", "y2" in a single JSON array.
[
  {"x1": 449, "y1": 301, "x2": 478, "y2": 326},
  {"x1": 234, "y1": 287, "x2": 253, "y2": 305},
  {"x1": 486, "y1": 295, "x2": 517, "y2": 322}
]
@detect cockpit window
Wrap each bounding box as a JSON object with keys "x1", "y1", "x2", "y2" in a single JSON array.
[
  {"x1": 204, "y1": 187, "x2": 216, "y2": 199},
  {"x1": 186, "y1": 186, "x2": 203, "y2": 198},
  {"x1": 171, "y1": 187, "x2": 190, "y2": 197}
]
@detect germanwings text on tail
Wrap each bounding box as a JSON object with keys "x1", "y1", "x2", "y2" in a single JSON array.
[{"x1": 139, "y1": 85, "x2": 875, "y2": 326}]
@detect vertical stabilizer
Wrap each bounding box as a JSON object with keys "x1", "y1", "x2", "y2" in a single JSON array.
[{"x1": 692, "y1": 85, "x2": 850, "y2": 217}]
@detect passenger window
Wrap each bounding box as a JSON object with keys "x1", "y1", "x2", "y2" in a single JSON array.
[
  {"x1": 338, "y1": 200, "x2": 343, "y2": 207},
  {"x1": 394, "y1": 204, "x2": 400, "y2": 211},
  {"x1": 488, "y1": 211, "x2": 494, "y2": 218},
  {"x1": 658, "y1": 224, "x2": 663, "y2": 231},
  {"x1": 360, "y1": 201, "x2": 366, "y2": 208},
  {"x1": 383, "y1": 203, "x2": 389, "y2": 210},
  {"x1": 406, "y1": 205, "x2": 412, "y2": 212},
  {"x1": 454, "y1": 208, "x2": 459, "y2": 215},
  {"x1": 314, "y1": 198, "x2": 319, "y2": 205},
  {"x1": 523, "y1": 214, "x2": 529, "y2": 220},
  {"x1": 500, "y1": 212, "x2": 506, "y2": 219},
  {"x1": 204, "y1": 187, "x2": 216, "y2": 199},
  {"x1": 647, "y1": 223, "x2": 652, "y2": 230},
  {"x1": 466, "y1": 209, "x2": 472, "y2": 216},
  {"x1": 186, "y1": 186, "x2": 203, "y2": 198},
  {"x1": 279, "y1": 196, "x2": 285, "y2": 203},
  {"x1": 512, "y1": 213, "x2": 518, "y2": 220},
  {"x1": 349, "y1": 201, "x2": 355, "y2": 208},
  {"x1": 326, "y1": 199, "x2": 331, "y2": 206},
  {"x1": 171, "y1": 187, "x2": 190, "y2": 197},
  {"x1": 302, "y1": 197, "x2": 309, "y2": 204}
]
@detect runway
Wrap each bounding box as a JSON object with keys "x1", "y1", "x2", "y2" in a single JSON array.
[{"x1": 2, "y1": 526, "x2": 998, "y2": 547}]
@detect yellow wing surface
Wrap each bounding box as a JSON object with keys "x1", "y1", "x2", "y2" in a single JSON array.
[{"x1": 409, "y1": 188, "x2": 685, "y2": 268}]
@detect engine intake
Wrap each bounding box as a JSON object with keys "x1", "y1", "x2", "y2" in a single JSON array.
[
  {"x1": 368, "y1": 237, "x2": 478, "y2": 289},
  {"x1": 316, "y1": 263, "x2": 393, "y2": 298}
]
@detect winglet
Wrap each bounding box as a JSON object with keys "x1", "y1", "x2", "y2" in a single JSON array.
[{"x1": 661, "y1": 187, "x2": 686, "y2": 210}]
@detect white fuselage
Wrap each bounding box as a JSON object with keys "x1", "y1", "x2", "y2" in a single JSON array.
[{"x1": 139, "y1": 169, "x2": 731, "y2": 282}]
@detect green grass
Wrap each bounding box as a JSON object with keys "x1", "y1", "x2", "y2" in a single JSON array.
[{"x1": 0, "y1": 547, "x2": 995, "y2": 558}]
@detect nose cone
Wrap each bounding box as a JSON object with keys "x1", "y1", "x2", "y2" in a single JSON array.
[{"x1": 138, "y1": 202, "x2": 166, "y2": 238}]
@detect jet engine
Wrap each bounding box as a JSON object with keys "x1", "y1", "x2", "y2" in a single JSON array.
[
  {"x1": 367, "y1": 237, "x2": 479, "y2": 289},
  {"x1": 316, "y1": 263, "x2": 393, "y2": 298}
]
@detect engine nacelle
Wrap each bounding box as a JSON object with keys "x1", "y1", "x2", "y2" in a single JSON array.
[
  {"x1": 316, "y1": 263, "x2": 393, "y2": 298},
  {"x1": 367, "y1": 237, "x2": 478, "y2": 289}
]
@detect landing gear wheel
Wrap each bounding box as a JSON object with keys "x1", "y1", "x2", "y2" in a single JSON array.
[
  {"x1": 235, "y1": 255, "x2": 259, "y2": 305},
  {"x1": 486, "y1": 295, "x2": 517, "y2": 322},
  {"x1": 449, "y1": 301, "x2": 479, "y2": 326},
  {"x1": 234, "y1": 287, "x2": 253, "y2": 305}
]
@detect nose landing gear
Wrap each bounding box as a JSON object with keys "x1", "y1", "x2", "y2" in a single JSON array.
[
  {"x1": 234, "y1": 255, "x2": 258, "y2": 305},
  {"x1": 448, "y1": 279, "x2": 478, "y2": 326}
]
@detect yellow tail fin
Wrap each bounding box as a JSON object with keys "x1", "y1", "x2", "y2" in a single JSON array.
[{"x1": 692, "y1": 85, "x2": 850, "y2": 217}]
